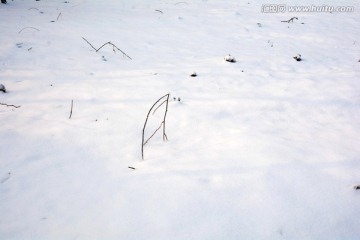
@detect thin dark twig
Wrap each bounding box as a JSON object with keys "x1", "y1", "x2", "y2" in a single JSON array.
[
  {"x1": 281, "y1": 17, "x2": 298, "y2": 23},
  {"x1": 144, "y1": 121, "x2": 163, "y2": 146},
  {"x1": 82, "y1": 37, "x2": 97, "y2": 51},
  {"x1": 152, "y1": 99, "x2": 167, "y2": 115},
  {"x1": 28, "y1": 7, "x2": 39, "y2": 11},
  {"x1": 81, "y1": 37, "x2": 132, "y2": 60},
  {"x1": 141, "y1": 93, "x2": 170, "y2": 160},
  {"x1": 69, "y1": 100, "x2": 73, "y2": 119},
  {"x1": 57, "y1": 12, "x2": 62, "y2": 21},
  {"x1": 102, "y1": 42, "x2": 132, "y2": 60},
  {"x1": 96, "y1": 41, "x2": 112, "y2": 52},
  {"x1": 0, "y1": 102, "x2": 21, "y2": 108},
  {"x1": 155, "y1": 9, "x2": 163, "y2": 13},
  {"x1": 18, "y1": 27, "x2": 40, "y2": 34},
  {"x1": 162, "y1": 94, "x2": 170, "y2": 141}
]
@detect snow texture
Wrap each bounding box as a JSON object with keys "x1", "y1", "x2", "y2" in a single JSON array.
[{"x1": 1, "y1": 0, "x2": 360, "y2": 239}]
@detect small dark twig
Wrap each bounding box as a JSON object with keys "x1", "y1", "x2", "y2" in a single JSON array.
[
  {"x1": 69, "y1": 100, "x2": 73, "y2": 119},
  {"x1": 82, "y1": 37, "x2": 97, "y2": 51},
  {"x1": 162, "y1": 95, "x2": 169, "y2": 141},
  {"x1": 155, "y1": 9, "x2": 163, "y2": 14},
  {"x1": 128, "y1": 166, "x2": 136, "y2": 170},
  {"x1": 281, "y1": 17, "x2": 298, "y2": 23},
  {"x1": 0, "y1": 102, "x2": 21, "y2": 108},
  {"x1": 57, "y1": 12, "x2": 62, "y2": 21},
  {"x1": 82, "y1": 37, "x2": 132, "y2": 60},
  {"x1": 18, "y1": 27, "x2": 40, "y2": 34}
]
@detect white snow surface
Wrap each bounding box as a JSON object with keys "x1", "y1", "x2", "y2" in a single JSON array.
[{"x1": 1, "y1": 0, "x2": 360, "y2": 239}]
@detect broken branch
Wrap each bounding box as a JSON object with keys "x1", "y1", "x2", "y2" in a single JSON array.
[
  {"x1": 0, "y1": 102, "x2": 21, "y2": 108},
  {"x1": 82, "y1": 37, "x2": 132, "y2": 60},
  {"x1": 141, "y1": 93, "x2": 170, "y2": 160}
]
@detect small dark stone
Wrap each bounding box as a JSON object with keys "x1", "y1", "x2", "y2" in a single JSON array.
[
  {"x1": 354, "y1": 185, "x2": 360, "y2": 190},
  {"x1": 226, "y1": 58, "x2": 236, "y2": 63},
  {"x1": 293, "y1": 54, "x2": 302, "y2": 61},
  {"x1": 0, "y1": 84, "x2": 6, "y2": 93},
  {"x1": 190, "y1": 72, "x2": 197, "y2": 77},
  {"x1": 224, "y1": 54, "x2": 236, "y2": 63}
]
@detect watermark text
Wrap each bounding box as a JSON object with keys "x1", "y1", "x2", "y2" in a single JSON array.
[{"x1": 262, "y1": 4, "x2": 355, "y2": 13}]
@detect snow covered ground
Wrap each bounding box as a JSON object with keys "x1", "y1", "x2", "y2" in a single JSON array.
[{"x1": 1, "y1": 0, "x2": 360, "y2": 239}]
